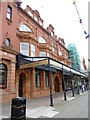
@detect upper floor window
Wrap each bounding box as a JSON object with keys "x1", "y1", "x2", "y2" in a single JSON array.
[
  {"x1": 19, "y1": 24, "x2": 32, "y2": 32},
  {"x1": 51, "y1": 31, "x2": 53, "y2": 37},
  {"x1": 65, "y1": 55, "x2": 68, "y2": 59},
  {"x1": 60, "y1": 40, "x2": 62, "y2": 43},
  {"x1": 5, "y1": 38, "x2": 10, "y2": 46},
  {"x1": 0, "y1": 63, "x2": 7, "y2": 89},
  {"x1": 39, "y1": 21, "x2": 43, "y2": 26},
  {"x1": 59, "y1": 50, "x2": 62, "y2": 56},
  {"x1": 34, "y1": 16, "x2": 38, "y2": 22},
  {"x1": 38, "y1": 36, "x2": 46, "y2": 43},
  {"x1": 52, "y1": 47, "x2": 55, "y2": 52},
  {"x1": 20, "y1": 42, "x2": 29, "y2": 56},
  {"x1": 7, "y1": 5, "x2": 12, "y2": 20},
  {"x1": 28, "y1": 11, "x2": 33, "y2": 17},
  {"x1": 40, "y1": 52, "x2": 46, "y2": 57},
  {"x1": 47, "y1": 53, "x2": 50, "y2": 57},
  {"x1": 61, "y1": 61, "x2": 64, "y2": 64},
  {"x1": 31, "y1": 44, "x2": 35, "y2": 57}
]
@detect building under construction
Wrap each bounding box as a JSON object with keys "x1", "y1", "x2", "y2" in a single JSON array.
[{"x1": 67, "y1": 43, "x2": 81, "y2": 71}]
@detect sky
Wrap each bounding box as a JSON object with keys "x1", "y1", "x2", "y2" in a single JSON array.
[{"x1": 20, "y1": 0, "x2": 89, "y2": 66}]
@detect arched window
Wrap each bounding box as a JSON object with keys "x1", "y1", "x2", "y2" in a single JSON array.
[
  {"x1": 5, "y1": 38, "x2": 10, "y2": 46},
  {"x1": 38, "y1": 36, "x2": 46, "y2": 43},
  {"x1": 19, "y1": 24, "x2": 32, "y2": 32},
  {"x1": 0, "y1": 63, "x2": 7, "y2": 89}
]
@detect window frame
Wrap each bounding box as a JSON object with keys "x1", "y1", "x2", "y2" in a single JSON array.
[
  {"x1": 34, "y1": 16, "x2": 38, "y2": 22},
  {"x1": 47, "y1": 53, "x2": 50, "y2": 57},
  {"x1": 20, "y1": 42, "x2": 29, "y2": 56},
  {"x1": 5, "y1": 38, "x2": 10, "y2": 46},
  {"x1": 19, "y1": 24, "x2": 32, "y2": 32},
  {"x1": 39, "y1": 21, "x2": 43, "y2": 26},
  {"x1": 59, "y1": 50, "x2": 62, "y2": 56},
  {"x1": 51, "y1": 31, "x2": 53, "y2": 37},
  {"x1": 31, "y1": 44, "x2": 35, "y2": 57},
  {"x1": 7, "y1": 5, "x2": 12, "y2": 20},
  {"x1": 28, "y1": 11, "x2": 33, "y2": 17},
  {"x1": 35, "y1": 69, "x2": 41, "y2": 87},
  {"x1": 38, "y1": 36, "x2": 46, "y2": 43},
  {"x1": 45, "y1": 71, "x2": 49, "y2": 87},
  {"x1": 40, "y1": 52, "x2": 46, "y2": 57},
  {"x1": 52, "y1": 47, "x2": 55, "y2": 52},
  {"x1": 0, "y1": 63, "x2": 7, "y2": 89}
]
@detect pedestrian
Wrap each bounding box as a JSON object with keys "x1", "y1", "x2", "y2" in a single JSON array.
[{"x1": 82, "y1": 84, "x2": 84, "y2": 92}]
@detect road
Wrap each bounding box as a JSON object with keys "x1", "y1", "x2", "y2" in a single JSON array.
[{"x1": 53, "y1": 91, "x2": 88, "y2": 118}]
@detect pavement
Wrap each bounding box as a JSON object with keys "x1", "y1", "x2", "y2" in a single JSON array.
[{"x1": 0, "y1": 90, "x2": 89, "y2": 119}]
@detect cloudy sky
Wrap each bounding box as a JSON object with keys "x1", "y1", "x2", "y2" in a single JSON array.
[{"x1": 21, "y1": 0, "x2": 89, "y2": 66}]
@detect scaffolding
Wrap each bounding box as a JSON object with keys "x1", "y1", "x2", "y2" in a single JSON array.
[{"x1": 67, "y1": 43, "x2": 81, "y2": 71}]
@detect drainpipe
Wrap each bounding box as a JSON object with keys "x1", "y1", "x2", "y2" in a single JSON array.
[
  {"x1": 48, "y1": 58, "x2": 53, "y2": 106},
  {"x1": 62, "y1": 65, "x2": 67, "y2": 100}
]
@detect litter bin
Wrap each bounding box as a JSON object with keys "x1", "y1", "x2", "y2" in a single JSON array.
[{"x1": 11, "y1": 97, "x2": 26, "y2": 120}]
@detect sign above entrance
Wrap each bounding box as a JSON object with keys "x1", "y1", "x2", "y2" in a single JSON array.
[
  {"x1": 20, "y1": 59, "x2": 48, "y2": 69},
  {"x1": 50, "y1": 60, "x2": 62, "y2": 69},
  {"x1": 63, "y1": 65, "x2": 70, "y2": 71}
]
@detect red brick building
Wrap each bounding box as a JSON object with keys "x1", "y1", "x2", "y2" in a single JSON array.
[{"x1": 0, "y1": 1, "x2": 77, "y2": 103}]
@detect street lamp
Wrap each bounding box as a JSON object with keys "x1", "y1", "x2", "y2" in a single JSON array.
[{"x1": 48, "y1": 58, "x2": 53, "y2": 106}]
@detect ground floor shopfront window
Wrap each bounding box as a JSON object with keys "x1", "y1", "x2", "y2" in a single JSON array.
[
  {"x1": 45, "y1": 71, "x2": 49, "y2": 87},
  {"x1": 35, "y1": 69, "x2": 41, "y2": 87},
  {"x1": 0, "y1": 63, "x2": 7, "y2": 89}
]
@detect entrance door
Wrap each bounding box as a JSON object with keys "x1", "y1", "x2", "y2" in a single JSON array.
[
  {"x1": 54, "y1": 76, "x2": 60, "y2": 92},
  {"x1": 19, "y1": 73, "x2": 26, "y2": 97}
]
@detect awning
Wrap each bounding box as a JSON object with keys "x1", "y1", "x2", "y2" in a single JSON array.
[
  {"x1": 16, "y1": 54, "x2": 87, "y2": 78},
  {"x1": 63, "y1": 70, "x2": 71, "y2": 75},
  {"x1": 20, "y1": 59, "x2": 48, "y2": 69},
  {"x1": 35, "y1": 65, "x2": 57, "y2": 73}
]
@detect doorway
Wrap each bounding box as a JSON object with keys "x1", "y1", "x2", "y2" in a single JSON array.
[
  {"x1": 19, "y1": 73, "x2": 26, "y2": 97},
  {"x1": 54, "y1": 76, "x2": 60, "y2": 92}
]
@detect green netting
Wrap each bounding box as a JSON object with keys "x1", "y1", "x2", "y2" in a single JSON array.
[{"x1": 67, "y1": 43, "x2": 81, "y2": 71}]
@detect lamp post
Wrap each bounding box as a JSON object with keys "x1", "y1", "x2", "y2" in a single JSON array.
[
  {"x1": 62, "y1": 65, "x2": 67, "y2": 100},
  {"x1": 71, "y1": 70, "x2": 74, "y2": 97},
  {"x1": 76, "y1": 75, "x2": 80, "y2": 94},
  {"x1": 48, "y1": 58, "x2": 53, "y2": 106}
]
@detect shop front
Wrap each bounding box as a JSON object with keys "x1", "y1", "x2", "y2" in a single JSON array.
[
  {"x1": 16, "y1": 54, "x2": 87, "y2": 106},
  {"x1": 0, "y1": 50, "x2": 17, "y2": 103}
]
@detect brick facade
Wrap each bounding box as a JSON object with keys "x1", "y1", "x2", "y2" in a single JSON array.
[{"x1": 0, "y1": 1, "x2": 72, "y2": 103}]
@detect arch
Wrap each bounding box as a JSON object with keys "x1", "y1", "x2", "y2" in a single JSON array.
[
  {"x1": 0, "y1": 63, "x2": 7, "y2": 89},
  {"x1": 54, "y1": 76, "x2": 60, "y2": 92},
  {"x1": 38, "y1": 36, "x2": 46, "y2": 43},
  {"x1": 19, "y1": 73, "x2": 26, "y2": 97},
  {"x1": 19, "y1": 24, "x2": 32, "y2": 32}
]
